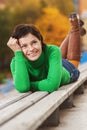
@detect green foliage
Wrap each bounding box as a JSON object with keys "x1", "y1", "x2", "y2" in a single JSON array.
[{"x1": 0, "y1": 8, "x2": 12, "y2": 68}]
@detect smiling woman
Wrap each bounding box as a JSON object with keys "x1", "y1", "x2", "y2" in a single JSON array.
[
  {"x1": 19, "y1": 33, "x2": 42, "y2": 61},
  {"x1": 7, "y1": 14, "x2": 81, "y2": 93}
]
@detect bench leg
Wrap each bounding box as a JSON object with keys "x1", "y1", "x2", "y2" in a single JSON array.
[
  {"x1": 60, "y1": 94, "x2": 74, "y2": 109},
  {"x1": 84, "y1": 80, "x2": 87, "y2": 88},
  {"x1": 40, "y1": 108, "x2": 60, "y2": 127},
  {"x1": 74, "y1": 84, "x2": 84, "y2": 94}
]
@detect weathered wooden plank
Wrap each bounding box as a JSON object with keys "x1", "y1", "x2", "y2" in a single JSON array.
[
  {"x1": 0, "y1": 91, "x2": 48, "y2": 125},
  {"x1": 0, "y1": 91, "x2": 32, "y2": 110},
  {"x1": 0, "y1": 90, "x2": 67, "y2": 130},
  {"x1": 78, "y1": 63, "x2": 87, "y2": 72},
  {"x1": 1, "y1": 70, "x2": 87, "y2": 130},
  {"x1": 59, "y1": 72, "x2": 87, "y2": 94}
]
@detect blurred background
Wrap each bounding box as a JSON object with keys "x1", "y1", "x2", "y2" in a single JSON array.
[{"x1": 0, "y1": 0, "x2": 87, "y2": 89}]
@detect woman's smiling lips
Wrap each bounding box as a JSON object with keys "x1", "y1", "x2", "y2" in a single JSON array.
[{"x1": 27, "y1": 50, "x2": 39, "y2": 57}]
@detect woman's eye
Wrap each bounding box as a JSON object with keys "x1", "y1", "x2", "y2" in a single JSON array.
[
  {"x1": 21, "y1": 45, "x2": 26, "y2": 48},
  {"x1": 33, "y1": 40, "x2": 37, "y2": 44}
]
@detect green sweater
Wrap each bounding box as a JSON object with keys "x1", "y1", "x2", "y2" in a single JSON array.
[{"x1": 10, "y1": 45, "x2": 70, "y2": 93}]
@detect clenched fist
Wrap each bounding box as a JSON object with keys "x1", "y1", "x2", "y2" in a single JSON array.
[{"x1": 7, "y1": 37, "x2": 21, "y2": 52}]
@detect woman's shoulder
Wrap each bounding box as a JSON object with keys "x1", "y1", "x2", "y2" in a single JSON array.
[{"x1": 44, "y1": 44, "x2": 61, "y2": 58}]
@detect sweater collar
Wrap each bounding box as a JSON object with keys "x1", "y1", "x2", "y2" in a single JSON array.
[{"x1": 28, "y1": 51, "x2": 45, "y2": 68}]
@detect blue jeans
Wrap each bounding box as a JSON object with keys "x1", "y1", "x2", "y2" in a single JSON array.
[{"x1": 62, "y1": 59, "x2": 80, "y2": 83}]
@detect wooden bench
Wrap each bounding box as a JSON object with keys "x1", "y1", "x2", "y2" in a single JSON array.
[{"x1": 0, "y1": 63, "x2": 87, "y2": 130}]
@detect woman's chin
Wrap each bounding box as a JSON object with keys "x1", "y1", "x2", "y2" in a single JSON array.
[{"x1": 26, "y1": 55, "x2": 39, "y2": 61}]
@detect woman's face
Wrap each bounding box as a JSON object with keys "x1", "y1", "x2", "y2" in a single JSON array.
[{"x1": 19, "y1": 33, "x2": 42, "y2": 61}]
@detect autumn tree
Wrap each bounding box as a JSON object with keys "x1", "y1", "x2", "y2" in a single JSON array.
[
  {"x1": 6, "y1": 0, "x2": 43, "y2": 25},
  {"x1": 55, "y1": 0, "x2": 75, "y2": 16},
  {"x1": 41, "y1": 0, "x2": 75, "y2": 16},
  {"x1": 35, "y1": 7, "x2": 70, "y2": 46},
  {"x1": 0, "y1": 8, "x2": 12, "y2": 69}
]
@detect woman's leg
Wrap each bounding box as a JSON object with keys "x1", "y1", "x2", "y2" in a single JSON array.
[
  {"x1": 60, "y1": 34, "x2": 69, "y2": 59},
  {"x1": 60, "y1": 13, "x2": 81, "y2": 67},
  {"x1": 67, "y1": 13, "x2": 81, "y2": 67},
  {"x1": 60, "y1": 13, "x2": 86, "y2": 67}
]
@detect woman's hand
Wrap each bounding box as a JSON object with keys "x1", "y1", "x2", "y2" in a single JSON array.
[{"x1": 7, "y1": 37, "x2": 21, "y2": 52}]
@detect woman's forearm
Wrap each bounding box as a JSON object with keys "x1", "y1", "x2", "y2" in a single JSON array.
[{"x1": 11, "y1": 51, "x2": 30, "y2": 92}]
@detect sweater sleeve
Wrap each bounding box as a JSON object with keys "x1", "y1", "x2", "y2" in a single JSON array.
[
  {"x1": 10, "y1": 51, "x2": 30, "y2": 92},
  {"x1": 30, "y1": 46, "x2": 62, "y2": 92}
]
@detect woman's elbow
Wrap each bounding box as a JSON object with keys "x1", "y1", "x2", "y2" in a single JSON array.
[
  {"x1": 46, "y1": 83, "x2": 60, "y2": 93},
  {"x1": 15, "y1": 85, "x2": 30, "y2": 93}
]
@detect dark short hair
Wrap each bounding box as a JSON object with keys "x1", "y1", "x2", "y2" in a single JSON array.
[{"x1": 11, "y1": 24, "x2": 46, "y2": 50}]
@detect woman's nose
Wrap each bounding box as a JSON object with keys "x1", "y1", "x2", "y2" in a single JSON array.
[{"x1": 28, "y1": 45, "x2": 33, "y2": 51}]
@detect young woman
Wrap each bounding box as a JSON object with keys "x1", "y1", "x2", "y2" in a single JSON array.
[{"x1": 7, "y1": 13, "x2": 82, "y2": 93}]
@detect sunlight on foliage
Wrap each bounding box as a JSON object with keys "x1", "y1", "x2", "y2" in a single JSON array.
[{"x1": 36, "y1": 7, "x2": 70, "y2": 46}]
